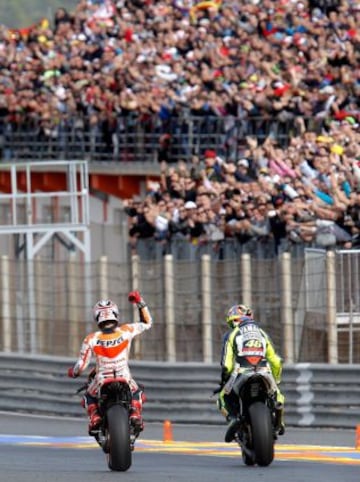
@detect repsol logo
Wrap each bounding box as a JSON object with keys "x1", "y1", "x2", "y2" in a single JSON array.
[{"x1": 96, "y1": 336, "x2": 124, "y2": 347}]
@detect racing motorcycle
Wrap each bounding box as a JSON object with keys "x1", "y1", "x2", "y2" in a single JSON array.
[
  {"x1": 77, "y1": 374, "x2": 139, "y2": 472},
  {"x1": 222, "y1": 358, "x2": 283, "y2": 467}
]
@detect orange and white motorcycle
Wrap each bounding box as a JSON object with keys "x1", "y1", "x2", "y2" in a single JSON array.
[{"x1": 78, "y1": 375, "x2": 138, "y2": 472}]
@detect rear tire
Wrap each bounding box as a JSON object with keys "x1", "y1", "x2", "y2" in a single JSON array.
[
  {"x1": 106, "y1": 405, "x2": 131, "y2": 471},
  {"x1": 248, "y1": 401, "x2": 274, "y2": 466}
]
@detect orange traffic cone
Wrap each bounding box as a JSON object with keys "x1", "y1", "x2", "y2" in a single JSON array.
[
  {"x1": 163, "y1": 419, "x2": 173, "y2": 443},
  {"x1": 356, "y1": 424, "x2": 360, "y2": 450}
]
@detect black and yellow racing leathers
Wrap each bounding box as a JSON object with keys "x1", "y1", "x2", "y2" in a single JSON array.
[{"x1": 218, "y1": 318, "x2": 285, "y2": 419}]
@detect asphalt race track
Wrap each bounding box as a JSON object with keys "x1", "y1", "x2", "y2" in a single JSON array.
[{"x1": 0, "y1": 413, "x2": 359, "y2": 482}]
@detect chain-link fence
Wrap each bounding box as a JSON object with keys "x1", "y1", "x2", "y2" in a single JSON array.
[{"x1": 1, "y1": 249, "x2": 359, "y2": 363}]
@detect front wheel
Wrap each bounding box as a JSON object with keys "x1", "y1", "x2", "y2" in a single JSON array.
[
  {"x1": 106, "y1": 405, "x2": 132, "y2": 471},
  {"x1": 248, "y1": 401, "x2": 274, "y2": 467}
]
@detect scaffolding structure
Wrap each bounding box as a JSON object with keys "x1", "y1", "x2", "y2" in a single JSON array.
[
  {"x1": 0, "y1": 160, "x2": 91, "y2": 260},
  {"x1": 0, "y1": 160, "x2": 91, "y2": 353}
]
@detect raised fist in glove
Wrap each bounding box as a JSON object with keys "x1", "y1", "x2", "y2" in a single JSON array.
[
  {"x1": 67, "y1": 367, "x2": 78, "y2": 378},
  {"x1": 128, "y1": 291, "x2": 142, "y2": 304}
]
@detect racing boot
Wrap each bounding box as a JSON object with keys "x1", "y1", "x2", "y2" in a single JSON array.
[
  {"x1": 278, "y1": 411, "x2": 285, "y2": 436},
  {"x1": 275, "y1": 390, "x2": 286, "y2": 436},
  {"x1": 130, "y1": 399, "x2": 144, "y2": 434},
  {"x1": 87, "y1": 403, "x2": 101, "y2": 434},
  {"x1": 275, "y1": 402, "x2": 285, "y2": 436},
  {"x1": 224, "y1": 415, "x2": 240, "y2": 443}
]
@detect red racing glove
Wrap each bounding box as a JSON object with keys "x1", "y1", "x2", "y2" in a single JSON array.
[
  {"x1": 67, "y1": 367, "x2": 78, "y2": 378},
  {"x1": 128, "y1": 291, "x2": 142, "y2": 304}
]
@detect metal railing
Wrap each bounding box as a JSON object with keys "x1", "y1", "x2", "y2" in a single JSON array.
[
  {"x1": 0, "y1": 353, "x2": 359, "y2": 429},
  {"x1": 0, "y1": 113, "x2": 318, "y2": 163}
]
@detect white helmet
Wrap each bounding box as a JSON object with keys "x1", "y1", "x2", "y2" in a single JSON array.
[{"x1": 93, "y1": 299, "x2": 119, "y2": 327}]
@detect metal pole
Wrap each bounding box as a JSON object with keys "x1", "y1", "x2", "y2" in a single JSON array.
[
  {"x1": 26, "y1": 163, "x2": 32, "y2": 225},
  {"x1": 68, "y1": 163, "x2": 78, "y2": 224},
  {"x1": 201, "y1": 254, "x2": 212, "y2": 363},
  {"x1": 280, "y1": 252, "x2": 294, "y2": 362},
  {"x1": 164, "y1": 254, "x2": 176, "y2": 362},
  {"x1": 10, "y1": 164, "x2": 17, "y2": 225},
  {"x1": 326, "y1": 251, "x2": 338, "y2": 363}
]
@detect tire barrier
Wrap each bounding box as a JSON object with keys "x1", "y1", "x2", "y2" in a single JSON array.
[{"x1": 0, "y1": 353, "x2": 359, "y2": 428}]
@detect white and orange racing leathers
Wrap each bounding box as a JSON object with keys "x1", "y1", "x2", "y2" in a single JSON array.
[{"x1": 72, "y1": 304, "x2": 152, "y2": 397}]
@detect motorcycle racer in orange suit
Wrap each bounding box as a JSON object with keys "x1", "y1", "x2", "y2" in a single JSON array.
[{"x1": 67, "y1": 291, "x2": 152, "y2": 435}]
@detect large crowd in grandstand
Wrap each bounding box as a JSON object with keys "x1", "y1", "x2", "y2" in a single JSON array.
[{"x1": 0, "y1": 0, "x2": 359, "y2": 258}]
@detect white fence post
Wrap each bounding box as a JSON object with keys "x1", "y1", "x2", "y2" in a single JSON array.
[
  {"x1": 280, "y1": 252, "x2": 294, "y2": 362},
  {"x1": 201, "y1": 254, "x2": 212, "y2": 363},
  {"x1": 35, "y1": 258, "x2": 46, "y2": 354},
  {"x1": 68, "y1": 255, "x2": 80, "y2": 357},
  {"x1": 99, "y1": 255, "x2": 108, "y2": 298},
  {"x1": 241, "y1": 253, "x2": 252, "y2": 306},
  {"x1": 26, "y1": 250, "x2": 37, "y2": 354},
  {"x1": 326, "y1": 251, "x2": 338, "y2": 363},
  {"x1": 131, "y1": 254, "x2": 141, "y2": 359},
  {"x1": 1, "y1": 255, "x2": 11, "y2": 352},
  {"x1": 164, "y1": 254, "x2": 176, "y2": 362}
]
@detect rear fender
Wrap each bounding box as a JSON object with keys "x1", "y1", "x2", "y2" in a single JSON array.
[
  {"x1": 233, "y1": 371, "x2": 275, "y2": 413},
  {"x1": 98, "y1": 378, "x2": 132, "y2": 412},
  {"x1": 233, "y1": 368, "x2": 276, "y2": 396}
]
